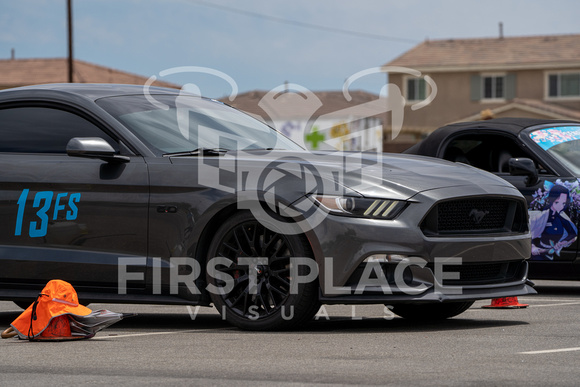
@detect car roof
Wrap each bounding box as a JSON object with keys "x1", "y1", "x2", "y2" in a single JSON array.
[
  {"x1": 0, "y1": 83, "x2": 180, "y2": 101},
  {"x1": 405, "y1": 117, "x2": 580, "y2": 157}
]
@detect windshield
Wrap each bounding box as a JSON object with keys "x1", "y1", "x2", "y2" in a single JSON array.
[
  {"x1": 96, "y1": 94, "x2": 303, "y2": 155},
  {"x1": 529, "y1": 126, "x2": 580, "y2": 175}
]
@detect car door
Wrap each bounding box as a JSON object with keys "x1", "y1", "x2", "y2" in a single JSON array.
[
  {"x1": 438, "y1": 131, "x2": 579, "y2": 265},
  {"x1": 0, "y1": 105, "x2": 149, "y2": 291}
]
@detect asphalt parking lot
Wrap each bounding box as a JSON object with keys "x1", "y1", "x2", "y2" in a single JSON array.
[{"x1": 1, "y1": 280, "x2": 580, "y2": 386}]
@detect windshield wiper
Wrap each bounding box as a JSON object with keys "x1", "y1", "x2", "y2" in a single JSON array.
[{"x1": 163, "y1": 148, "x2": 228, "y2": 157}]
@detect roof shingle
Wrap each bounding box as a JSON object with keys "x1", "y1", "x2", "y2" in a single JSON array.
[
  {"x1": 224, "y1": 89, "x2": 381, "y2": 120},
  {"x1": 385, "y1": 34, "x2": 580, "y2": 71},
  {"x1": 0, "y1": 58, "x2": 178, "y2": 88}
]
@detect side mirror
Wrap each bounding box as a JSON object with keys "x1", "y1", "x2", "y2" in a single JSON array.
[
  {"x1": 66, "y1": 137, "x2": 129, "y2": 163},
  {"x1": 509, "y1": 157, "x2": 538, "y2": 187}
]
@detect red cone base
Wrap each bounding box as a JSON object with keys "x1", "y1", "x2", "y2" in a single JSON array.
[
  {"x1": 41, "y1": 315, "x2": 71, "y2": 338},
  {"x1": 482, "y1": 297, "x2": 528, "y2": 309}
]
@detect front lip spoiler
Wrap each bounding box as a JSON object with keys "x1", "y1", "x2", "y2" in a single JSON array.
[{"x1": 318, "y1": 283, "x2": 537, "y2": 305}]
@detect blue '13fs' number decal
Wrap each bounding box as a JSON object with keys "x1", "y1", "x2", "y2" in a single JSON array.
[{"x1": 15, "y1": 189, "x2": 81, "y2": 238}]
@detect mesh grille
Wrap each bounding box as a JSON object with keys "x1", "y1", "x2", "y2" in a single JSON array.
[{"x1": 437, "y1": 198, "x2": 509, "y2": 231}]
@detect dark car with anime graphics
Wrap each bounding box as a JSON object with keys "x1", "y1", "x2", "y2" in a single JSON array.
[
  {"x1": 406, "y1": 117, "x2": 580, "y2": 280},
  {"x1": 0, "y1": 84, "x2": 535, "y2": 330}
]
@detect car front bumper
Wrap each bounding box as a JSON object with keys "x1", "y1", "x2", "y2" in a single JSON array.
[{"x1": 307, "y1": 185, "x2": 534, "y2": 302}]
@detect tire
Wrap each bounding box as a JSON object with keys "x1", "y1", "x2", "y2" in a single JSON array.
[
  {"x1": 390, "y1": 301, "x2": 474, "y2": 320},
  {"x1": 206, "y1": 211, "x2": 320, "y2": 330}
]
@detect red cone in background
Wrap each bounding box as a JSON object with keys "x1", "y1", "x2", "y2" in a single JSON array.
[
  {"x1": 482, "y1": 297, "x2": 529, "y2": 309},
  {"x1": 40, "y1": 315, "x2": 72, "y2": 338}
]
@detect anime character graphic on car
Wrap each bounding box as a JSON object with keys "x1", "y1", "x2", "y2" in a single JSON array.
[
  {"x1": 404, "y1": 118, "x2": 580, "y2": 280},
  {"x1": 530, "y1": 183, "x2": 578, "y2": 260}
]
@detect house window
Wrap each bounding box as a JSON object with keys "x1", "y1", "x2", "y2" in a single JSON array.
[
  {"x1": 548, "y1": 73, "x2": 580, "y2": 98},
  {"x1": 471, "y1": 73, "x2": 515, "y2": 102},
  {"x1": 482, "y1": 75, "x2": 505, "y2": 99},
  {"x1": 406, "y1": 78, "x2": 426, "y2": 101}
]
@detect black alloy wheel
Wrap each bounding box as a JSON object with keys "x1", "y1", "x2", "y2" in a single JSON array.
[{"x1": 206, "y1": 211, "x2": 320, "y2": 330}]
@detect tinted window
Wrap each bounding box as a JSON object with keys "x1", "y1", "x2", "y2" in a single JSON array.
[
  {"x1": 0, "y1": 107, "x2": 118, "y2": 153},
  {"x1": 443, "y1": 134, "x2": 540, "y2": 173},
  {"x1": 96, "y1": 95, "x2": 303, "y2": 155}
]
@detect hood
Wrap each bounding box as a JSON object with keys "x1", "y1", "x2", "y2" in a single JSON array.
[
  {"x1": 172, "y1": 150, "x2": 516, "y2": 201},
  {"x1": 331, "y1": 152, "x2": 516, "y2": 199}
]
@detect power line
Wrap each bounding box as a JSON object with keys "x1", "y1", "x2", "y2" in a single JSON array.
[{"x1": 190, "y1": 0, "x2": 419, "y2": 44}]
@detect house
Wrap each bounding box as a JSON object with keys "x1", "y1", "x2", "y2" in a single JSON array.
[
  {"x1": 382, "y1": 33, "x2": 580, "y2": 143},
  {"x1": 224, "y1": 88, "x2": 385, "y2": 151},
  {"x1": 0, "y1": 57, "x2": 177, "y2": 90}
]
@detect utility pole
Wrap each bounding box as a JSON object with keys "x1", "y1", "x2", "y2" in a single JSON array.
[{"x1": 67, "y1": 0, "x2": 73, "y2": 83}]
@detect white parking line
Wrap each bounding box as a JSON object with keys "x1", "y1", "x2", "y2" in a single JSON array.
[
  {"x1": 466, "y1": 301, "x2": 580, "y2": 312},
  {"x1": 520, "y1": 347, "x2": 580, "y2": 355},
  {"x1": 519, "y1": 297, "x2": 573, "y2": 302},
  {"x1": 528, "y1": 301, "x2": 580, "y2": 307},
  {"x1": 92, "y1": 328, "x2": 223, "y2": 340}
]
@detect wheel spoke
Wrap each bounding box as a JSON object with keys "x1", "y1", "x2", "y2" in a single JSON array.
[
  {"x1": 267, "y1": 283, "x2": 286, "y2": 299},
  {"x1": 241, "y1": 224, "x2": 258, "y2": 256},
  {"x1": 242, "y1": 289, "x2": 250, "y2": 315},
  {"x1": 256, "y1": 285, "x2": 271, "y2": 313},
  {"x1": 270, "y1": 255, "x2": 289, "y2": 268},
  {"x1": 229, "y1": 292, "x2": 245, "y2": 309},
  {"x1": 273, "y1": 239, "x2": 288, "y2": 258},
  {"x1": 221, "y1": 242, "x2": 238, "y2": 254},
  {"x1": 215, "y1": 219, "x2": 299, "y2": 321},
  {"x1": 271, "y1": 266, "x2": 290, "y2": 275},
  {"x1": 232, "y1": 228, "x2": 245, "y2": 255},
  {"x1": 250, "y1": 224, "x2": 259, "y2": 255},
  {"x1": 266, "y1": 286, "x2": 276, "y2": 306},
  {"x1": 263, "y1": 232, "x2": 280, "y2": 254},
  {"x1": 229, "y1": 285, "x2": 248, "y2": 309},
  {"x1": 233, "y1": 272, "x2": 249, "y2": 285},
  {"x1": 270, "y1": 273, "x2": 290, "y2": 288}
]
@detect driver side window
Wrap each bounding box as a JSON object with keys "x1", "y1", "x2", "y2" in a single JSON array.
[{"x1": 0, "y1": 106, "x2": 119, "y2": 153}]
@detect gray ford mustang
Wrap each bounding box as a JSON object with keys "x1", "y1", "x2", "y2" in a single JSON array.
[{"x1": 0, "y1": 84, "x2": 535, "y2": 330}]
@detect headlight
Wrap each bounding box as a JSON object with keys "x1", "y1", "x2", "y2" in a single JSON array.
[{"x1": 312, "y1": 195, "x2": 406, "y2": 219}]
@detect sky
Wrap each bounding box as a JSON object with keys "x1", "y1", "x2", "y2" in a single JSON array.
[{"x1": 2, "y1": 0, "x2": 580, "y2": 99}]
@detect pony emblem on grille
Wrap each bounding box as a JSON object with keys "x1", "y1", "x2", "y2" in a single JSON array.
[{"x1": 469, "y1": 209, "x2": 490, "y2": 224}]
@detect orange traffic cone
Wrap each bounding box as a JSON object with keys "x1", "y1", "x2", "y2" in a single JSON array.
[
  {"x1": 482, "y1": 297, "x2": 528, "y2": 309},
  {"x1": 40, "y1": 315, "x2": 72, "y2": 338}
]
